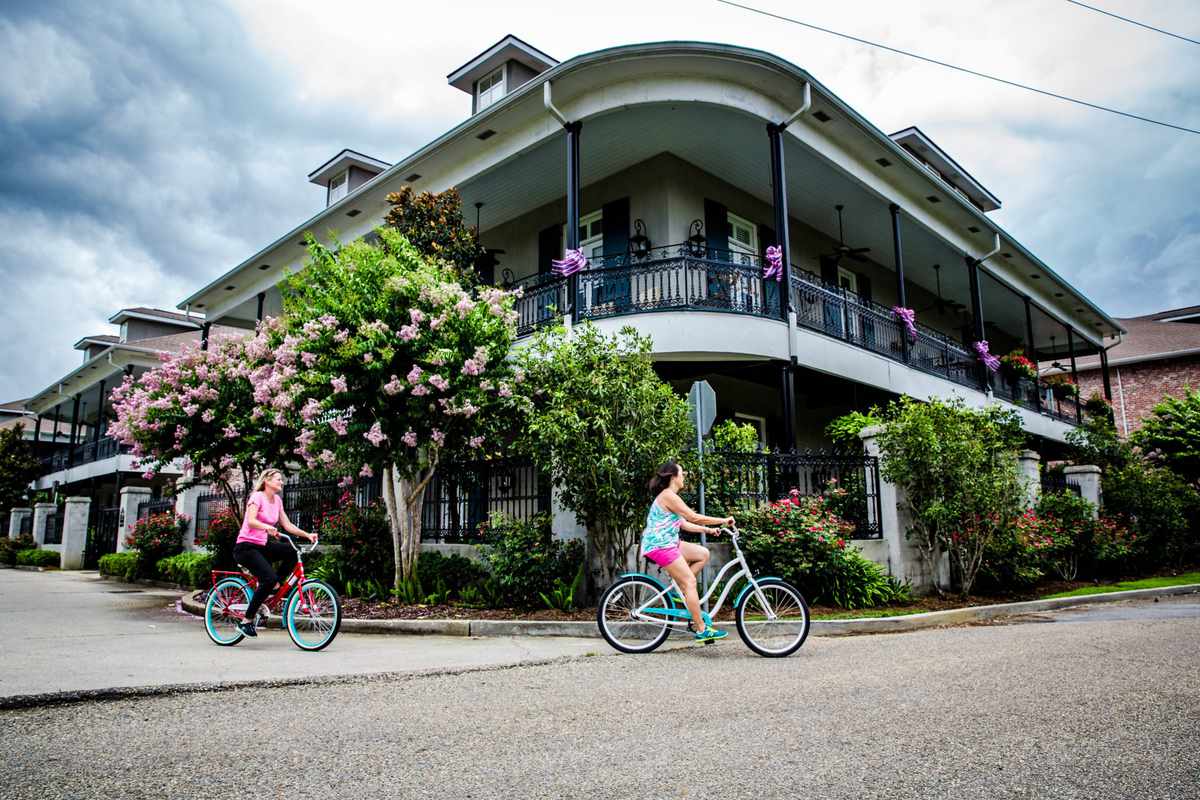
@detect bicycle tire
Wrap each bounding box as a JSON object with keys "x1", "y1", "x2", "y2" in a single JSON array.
[
  {"x1": 597, "y1": 576, "x2": 675, "y2": 654},
  {"x1": 735, "y1": 578, "x2": 810, "y2": 658},
  {"x1": 285, "y1": 579, "x2": 342, "y2": 651},
  {"x1": 205, "y1": 577, "x2": 251, "y2": 646}
]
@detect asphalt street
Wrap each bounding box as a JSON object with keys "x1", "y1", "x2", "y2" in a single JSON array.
[{"x1": 2, "y1": 569, "x2": 1197, "y2": 800}]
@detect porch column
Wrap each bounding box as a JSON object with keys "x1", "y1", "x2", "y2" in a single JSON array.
[
  {"x1": 92, "y1": 379, "x2": 106, "y2": 462},
  {"x1": 767, "y1": 123, "x2": 793, "y2": 321},
  {"x1": 201, "y1": 322, "x2": 211, "y2": 351},
  {"x1": 52, "y1": 403, "x2": 61, "y2": 442},
  {"x1": 1099, "y1": 348, "x2": 1113, "y2": 401},
  {"x1": 564, "y1": 120, "x2": 582, "y2": 323},
  {"x1": 780, "y1": 363, "x2": 796, "y2": 451},
  {"x1": 1023, "y1": 297, "x2": 1041, "y2": 411},
  {"x1": 965, "y1": 256, "x2": 989, "y2": 392},
  {"x1": 67, "y1": 394, "x2": 81, "y2": 468},
  {"x1": 1066, "y1": 327, "x2": 1081, "y2": 423},
  {"x1": 33, "y1": 415, "x2": 42, "y2": 446},
  {"x1": 256, "y1": 292, "x2": 265, "y2": 323},
  {"x1": 889, "y1": 204, "x2": 909, "y2": 362}
]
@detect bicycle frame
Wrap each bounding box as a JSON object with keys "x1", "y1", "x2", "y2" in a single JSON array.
[
  {"x1": 211, "y1": 534, "x2": 315, "y2": 618},
  {"x1": 632, "y1": 527, "x2": 776, "y2": 627}
]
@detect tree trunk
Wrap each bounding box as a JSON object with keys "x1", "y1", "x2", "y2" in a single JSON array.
[{"x1": 382, "y1": 462, "x2": 436, "y2": 588}]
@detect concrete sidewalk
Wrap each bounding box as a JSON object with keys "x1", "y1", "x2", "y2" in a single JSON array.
[{"x1": 0, "y1": 569, "x2": 603, "y2": 701}]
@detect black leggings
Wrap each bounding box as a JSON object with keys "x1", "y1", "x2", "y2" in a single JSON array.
[{"x1": 233, "y1": 539, "x2": 297, "y2": 619}]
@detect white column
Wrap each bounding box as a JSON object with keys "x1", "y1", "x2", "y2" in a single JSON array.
[
  {"x1": 31, "y1": 503, "x2": 55, "y2": 546},
  {"x1": 60, "y1": 496, "x2": 91, "y2": 569},
  {"x1": 550, "y1": 485, "x2": 586, "y2": 543},
  {"x1": 1018, "y1": 450, "x2": 1041, "y2": 509},
  {"x1": 859, "y1": 425, "x2": 948, "y2": 595},
  {"x1": 1064, "y1": 465, "x2": 1102, "y2": 519},
  {"x1": 117, "y1": 487, "x2": 152, "y2": 553},
  {"x1": 8, "y1": 508, "x2": 31, "y2": 539},
  {"x1": 174, "y1": 479, "x2": 207, "y2": 550}
]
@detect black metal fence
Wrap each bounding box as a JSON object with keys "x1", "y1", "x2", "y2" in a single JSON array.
[
  {"x1": 137, "y1": 498, "x2": 175, "y2": 520},
  {"x1": 421, "y1": 459, "x2": 550, "y2": 543},
  {"x1": 1041, "y1": 472, "x2": 1082, "y2": 497},
  {"x1": 194, "y1": 491, "x2": 229, "y2": 543},
  {"x1": 0, "y1": 512, "x2": 8, "y2": 538},
  {"x1": 193, "y1": 475, "x2": 384, "y2": 542},
  {"x1": 86, "y1": 506, "x2": 121, "y2": 569},
  {"x1": 685, "y1": 450, "x2": 883, "y2": 539},
  {"x1": 19, "y1": 513, "x2": 32, "y2": 537},
  {"x1": 43, "y1": 506, "x2": 64, "y2": 545}
]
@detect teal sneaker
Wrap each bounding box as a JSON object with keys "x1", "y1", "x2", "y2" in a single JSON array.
[{"x1": 693, "y1": 626, "x2": 727, "y2": 643}]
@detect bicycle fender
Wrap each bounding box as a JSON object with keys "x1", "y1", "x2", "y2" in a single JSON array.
[
  {"x1": 735, "y1": 577, "x2": 782, "y2": 608},
  {"x1": 617, "y1": 571, "x2": 669, "y2": 592}
]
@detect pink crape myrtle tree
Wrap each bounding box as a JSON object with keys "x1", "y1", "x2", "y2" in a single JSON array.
[
  {"x1": 108, "y1": 324, "x2": 301, "y2": 511},
  {"x1": 274, "y1": 229, "x2": 525, "y2": 586}
]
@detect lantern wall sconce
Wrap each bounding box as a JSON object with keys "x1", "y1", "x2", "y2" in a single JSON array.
[
  {"x1": 687, "y1": 219, "x2": 706, "y2": 257},
  {"x1": 628, "y1": 219, "x2": 651, "y2": 259}
]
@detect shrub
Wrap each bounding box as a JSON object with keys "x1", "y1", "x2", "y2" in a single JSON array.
[
  {"x1": 155, "y1": 551, "x2": 214, "y2": 588},
  {"x1": 316, "y1": 495, "x2": 392, "y2": 588},
  {"x1": 1090, "y1": 516, "x2": 1137, "y2": 576},
  {"x1": 16, "y1": 549, "x2": 60, "y2": 568},
  {"x1": 824, "y1": 411, "x2": 882, "y2": 450},
  {"x1": 977, "y1": 522, "x2": 1045, "y2": 593},
  {"x1": 739, "y1": 490, "x2": 909, "y2": 609},
  {"x1": 483, "y1": 513, "x2": 584, "y2": 608},
  {"x1": 1131, "y1": 388, "x2": 1200, "y2": 485},
  {"x1": 126, "y1": 512, "x2": 188, "y2": 578},
  {"x1": 0, "y1": 534, "x2": 34, "y2": 565},
  {"x1": 1026, "y1": 491, "x2": 1098, "y2": 581},
  {"x1": 98, "y1": 552, "x2": 139, "y2": 583},
  {"x1": 418, "y1": 550, "x2": 489, "y2": 596},
  {"x1": 197, "y1": 505, "x2": 240, "y2": 569},
  {"x1": 1104, "y1": 462, "x2": 1200, "y2": 568}
]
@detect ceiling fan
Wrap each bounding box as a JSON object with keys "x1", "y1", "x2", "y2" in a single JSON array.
[
  {"x1": 823, "y1": 204, "x2": 872, "y2": 265},
  {"x1": 916, "y1": 263, "x2": 966, "y2": 316}
]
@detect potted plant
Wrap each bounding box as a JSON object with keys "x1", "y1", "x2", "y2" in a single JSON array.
[
  {"x1": 1043, "y1": 373, "x2": 1079, "y2": 400},
  {"x1": 999, "y1": 350, "x2": 1038, "y2": 384}
]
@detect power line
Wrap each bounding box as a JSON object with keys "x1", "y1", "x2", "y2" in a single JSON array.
[
  {"x1": 1064, "y1": 0, "x2": 1200, "y2": 47},
  {"x1": 714, "y1": 0, "x2": 1200, "y2": 136}
]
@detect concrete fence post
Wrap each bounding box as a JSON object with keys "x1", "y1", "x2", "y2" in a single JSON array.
[
  {"x1": 32, "y1": 503, "x2": 55, "y2": 547},
  {"x1": 117, "y1": 487, "x2": 153, "y2": 553},
  {"x1": 858, "y1": 426, "x2": 949, "y2": 594},
  {"x1": 1064, "y1": 465, "x2": 1102, "y2": 519},
  {"x1": 60, "y1": 496, "x2": 91, "y2": 569},
  {"x1": 8, "y1": 507, "x2": 31, "y2": 539},
  {"x1": 1018, "y1": 450, "x2": 1042, "y2": 509},
  {"x1": 174, "y1": 479, "x2": 208, "y2": 550}
]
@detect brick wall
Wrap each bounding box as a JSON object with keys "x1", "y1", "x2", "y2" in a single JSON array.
[{"x1": 1077, "y1": 355, "x2": 1200, "y2": 437}]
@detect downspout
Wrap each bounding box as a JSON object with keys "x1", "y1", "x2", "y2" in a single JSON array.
[
  {"x1": 976, "y1": 233, "x2": 1002, "y2": 264},
  {"x1": 779, "y1": 82, "x2": 812, "y2": 130},
  {"x1": 543, "y1": 82, "x2": 568, "y2": 127},
  {"x1": 1115, "y1": 366, "x2": 1130, "y2": 438},
  {"x1": 777, "y1": 81, "x2": 812, "y2": 365}
]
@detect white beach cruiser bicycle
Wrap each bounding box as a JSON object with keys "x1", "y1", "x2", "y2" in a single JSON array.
[{"x1": 597, "y1": 526, "x2": 810, "y2": 657}]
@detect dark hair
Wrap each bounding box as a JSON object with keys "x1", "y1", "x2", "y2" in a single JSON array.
[{"x1": 648, "y1": 461, "x2": 681, "y2": 496}]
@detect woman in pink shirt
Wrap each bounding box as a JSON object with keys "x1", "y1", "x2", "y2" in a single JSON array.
[{"x1": 232, "y1": 468, "x2": 316, "y2": 637}]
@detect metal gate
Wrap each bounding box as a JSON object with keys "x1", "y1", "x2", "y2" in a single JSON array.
[{"x1": 85, "y1": 506, "x2": 121, "y2": 569}]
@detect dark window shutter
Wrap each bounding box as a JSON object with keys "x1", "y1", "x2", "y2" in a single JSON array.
[
  {"x1": 704, "y1": 199, "x2": 728, "y2": 255},
  {"x1": 757, "y1": 224, "x2": 777, "y2": 252},
  {"x1": 857, "y1": 273, "x2": 872, "y2": 303},
  {"x1": 601, "y1": 197, "x2": 630, "y2": 258},
  {"x1": 537, "y1": 224, "x2": 561, "y2": 276},
  {"x1": 819, "y1": 255, "x2": 839, "y2": 286}
]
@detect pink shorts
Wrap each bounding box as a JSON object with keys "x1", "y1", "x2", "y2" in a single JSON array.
[{"x1": 644, "y1": 546, "x2": 681, "y2": 568}]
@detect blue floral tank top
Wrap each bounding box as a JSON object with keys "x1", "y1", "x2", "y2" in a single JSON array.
[{"x1": 640, "y1": 499, "x2": 682, "y2": 555}]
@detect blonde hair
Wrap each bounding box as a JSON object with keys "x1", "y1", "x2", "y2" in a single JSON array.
[{"x1": 252, "y1": 468, "x2": 284, "y2": 494}]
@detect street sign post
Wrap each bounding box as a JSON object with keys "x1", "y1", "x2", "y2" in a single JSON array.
[{"x1": 688, "y1": 380, "x2": 716, "y2": 607}]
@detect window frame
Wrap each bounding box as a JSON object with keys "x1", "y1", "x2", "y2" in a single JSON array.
[
  {"x1": 475, "y1": 65, "x2": 506, "y2": 112},
  {"x1": 327, "y1": 170, "x2": 349, "y2": 205}
]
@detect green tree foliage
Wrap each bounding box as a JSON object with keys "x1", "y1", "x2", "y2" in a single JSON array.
[
  {"x1": 874, "y1": 397, "x2": 1025, "y2": 597},
  {"x1": 824, "y1": 410, "x2": 882, "y2": 451},
  {"x1": 383, "y1": 187, "x2": 485, "y2": 280},
  {"x1": 0, "y1": 424, "x2": 40, "y2": 510},
  {"x1": 515, "y1": 323, "x2": 691, "y2": 588},
  {"x1": 1132, "y1": 388, "x2": 1200, "y2": 485}
]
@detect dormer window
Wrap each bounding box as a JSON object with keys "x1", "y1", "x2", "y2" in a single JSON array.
[
  {"x1": 476, "y1": 67, "x2": 505, "y2": 112},
  {"x1": 328, "y1": 170, "x2": 349, "y2": 204}
]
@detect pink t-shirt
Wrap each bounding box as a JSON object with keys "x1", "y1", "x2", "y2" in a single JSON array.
[{"x1": 236, "y1": 490, "x2": 282, "y2": 546}]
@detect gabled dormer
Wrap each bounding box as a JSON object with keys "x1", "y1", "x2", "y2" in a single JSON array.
[
  {"x1": 447, "y1": 34, "x2": 557, "y2": 115},
  {"x1": 889, "y1": 126, "x2": 1002, "y2": 213},
  {"x1": 307, "y1": 149, "x2": 391, "y2": 208}
]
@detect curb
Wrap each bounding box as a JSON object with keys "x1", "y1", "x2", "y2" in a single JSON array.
[{"x1": 177, "y1": 582, "x2": 1200, "y2": 638}]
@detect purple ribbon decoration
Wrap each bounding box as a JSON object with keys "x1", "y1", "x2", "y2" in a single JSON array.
[
  {"x1": 973, "y1": 340, "x2": 1001, "y2": 372},
  {"x1": 763, "y1": 245, "x2": 783, "y2": 282},
  {"x1": 552, "y1": 248, "x2": 587, "y2": 277},
  {"x1": 892, "y1": 306, "x2": 917, "y2": 342}
]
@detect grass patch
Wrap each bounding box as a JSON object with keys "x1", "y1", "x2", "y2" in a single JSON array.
[{"x1": 1040, "y1": 572, "x2": 1200, "y2": 599}]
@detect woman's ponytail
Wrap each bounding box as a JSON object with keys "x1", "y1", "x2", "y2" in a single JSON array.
[{"x1": 648, "y1": 461, "x2": 680, "y2": 496}]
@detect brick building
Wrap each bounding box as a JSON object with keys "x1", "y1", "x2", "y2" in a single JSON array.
[{"x1": 1057, "y1": 305, "x2": 1200, "y2": 437}]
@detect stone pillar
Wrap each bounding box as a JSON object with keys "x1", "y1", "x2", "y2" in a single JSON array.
[
  {"x1": 60, "y1": 496, "x2": 91, "y2": 569},
  {"x1": 1018, "y1": 450, "x2": 1041, "y2": 509},
  {"x1": 32, "y1": 503, "x2": 55, "y2": 546},
  {"x1": 550, "y1": 486, "x2": 586, "y2": 543},
  {"x1": 117, "y1": 486, "x2": 152, "y2": 553},
  {"x1": 859, "y1": 426, "x2": 949, "y2": 595},
  {"x1": 174, "y1": 479, "x2": 206, "y2": 550},
  {"x1": 1064, "y1": 465, "x2": 1102, "y2": 519},
  {"x1": 8, "y1": 508, "x2": 31, "y2": 539}
]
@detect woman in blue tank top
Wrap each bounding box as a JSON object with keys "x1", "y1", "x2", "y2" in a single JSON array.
[{"x1": 641, "y1": 461, "x2": 734, "y2": 641}]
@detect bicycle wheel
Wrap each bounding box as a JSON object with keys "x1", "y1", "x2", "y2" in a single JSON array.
[
  {"x1": 735, "y1": 578, "x2": 810, "y2": 658},
  {"x1": 285, "y1": 579, "x2": 342, "y2": 651},
  {"x1": 205, "y1": 577, "x2": 251, "y2": 646},
  {"x1": 597, "y1": 576, "x2": 675, "y2": 654}
]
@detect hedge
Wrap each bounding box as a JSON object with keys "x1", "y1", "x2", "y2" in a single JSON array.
[{"x1": 16, "y1": 549, "x2": 60, "y2": 568}]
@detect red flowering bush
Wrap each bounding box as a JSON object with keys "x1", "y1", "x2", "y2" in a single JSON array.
[
  {"x1": 196, "y1": 505, "x2": 240, "y2": 568},
  {"x1": 1090, "y1": 516, "x2": 1136, "y2": 575},
  {"x1": 125, "y1": 511, "x2": 188, "y2": 578},
  {"x1": 739, "y1": 488, "x2": 908, "y2": 608}
]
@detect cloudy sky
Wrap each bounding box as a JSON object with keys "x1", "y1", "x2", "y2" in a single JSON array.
[{"x1": 2, "y1": 0, "x2": 1197, "y2": 402}]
